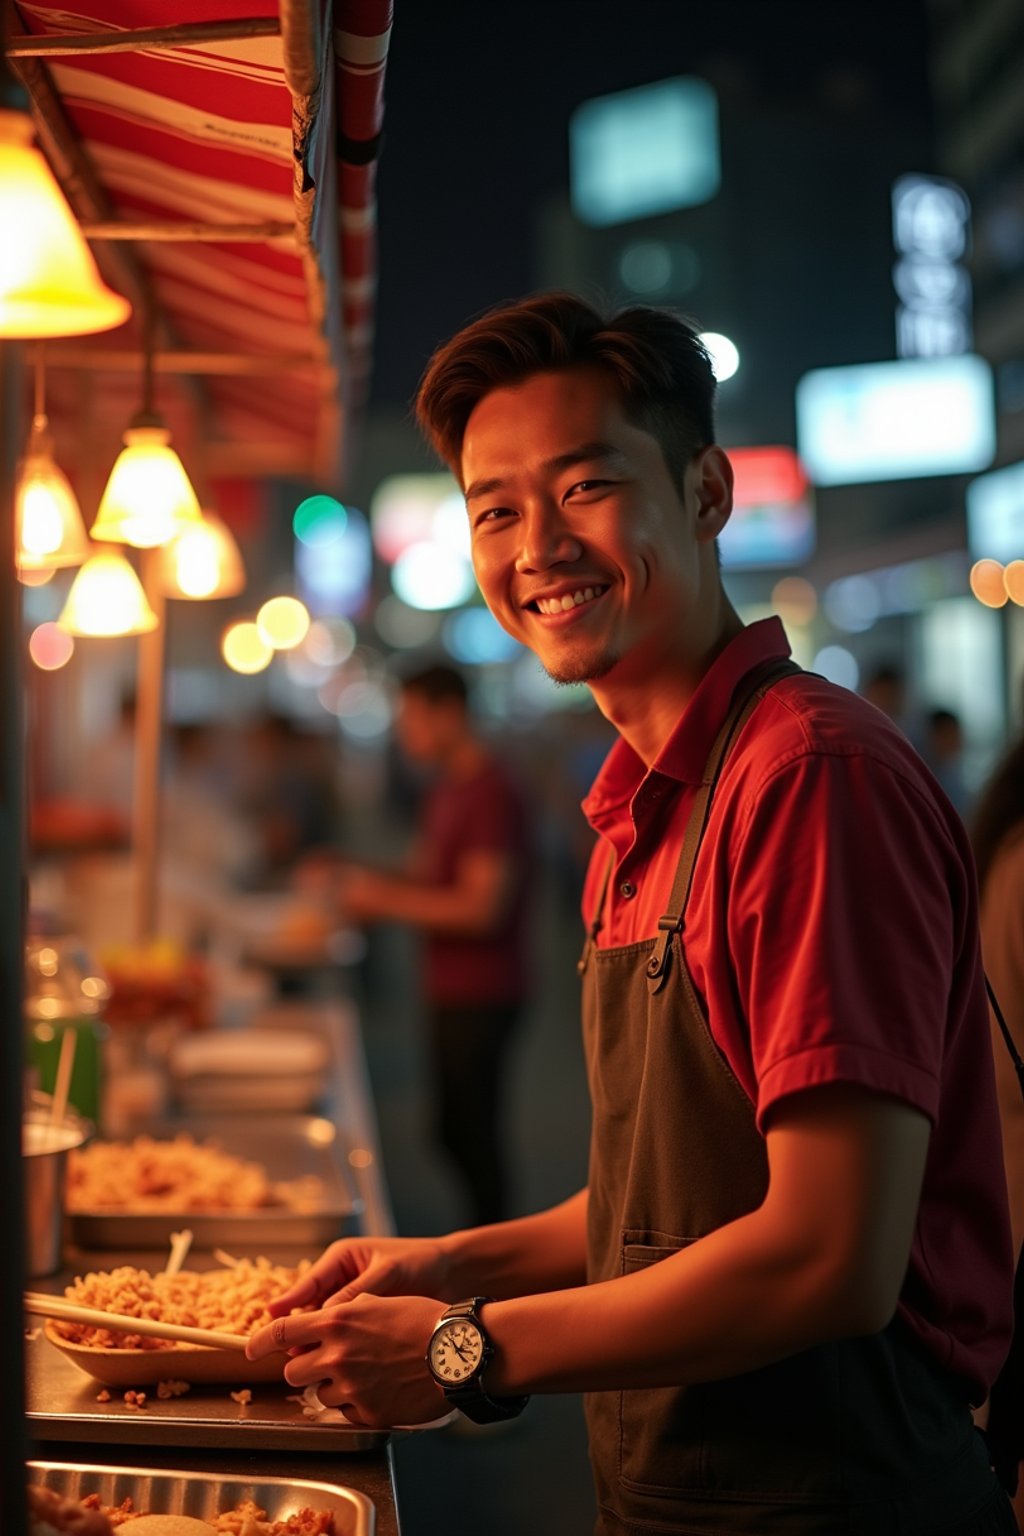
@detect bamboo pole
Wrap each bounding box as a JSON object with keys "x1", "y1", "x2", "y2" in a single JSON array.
[
  {"x1": 80, "y1": 221, "x2": 295, "y2": 243},
  {"x1": 133, "y1": 550, "x2": 166, "y2": 946},
  {"x1": 0, "y1": 333, "x2": 28, "y2": 1536},
  {"x1": 45, "y1": 349, "x2": 316, "y2": 375},
  {"x1": 6, "y1": 18, "x2": 281, "y2": 57}
]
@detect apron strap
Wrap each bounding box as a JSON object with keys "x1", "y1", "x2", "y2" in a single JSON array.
[
  {"x1": 577, "y1": 848, "x2": 615, "y2": 975},
  {"x1": 646, "y1": 657, "x2": 803, "y2": 995}
]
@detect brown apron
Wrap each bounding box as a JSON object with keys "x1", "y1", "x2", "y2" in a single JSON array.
[{"x1": 578, "y1": 659, "x2": 1012, "y2": 1535}]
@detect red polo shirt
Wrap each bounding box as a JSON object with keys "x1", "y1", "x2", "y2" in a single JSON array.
[
  {"x1": 421, "y1": 754, "x2": 534, "y2": 1007},
  {"x1": 581, "y1": 617, "x2": 1013, "y2": 1400}
]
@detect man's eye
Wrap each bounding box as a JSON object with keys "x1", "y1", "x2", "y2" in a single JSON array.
[
  {"x1": 566, "y1": 479, "x2": 609, "y2": 496},
  {"x1": 475, "y1": 506, "x2": 514, "y2": 526}
]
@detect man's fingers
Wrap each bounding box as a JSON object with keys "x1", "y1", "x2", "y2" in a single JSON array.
[
  {"x1": 246, "y1": 1311, "x2": 328, "y2": 1361},
  {"x1": 266, "y1": 1276, "x2": 322, "y2": 1317},
  {"x1": 331, "y1": 1262, "x2": 396, "y2": 1303},
  {"x1": 267, "y1": 1253, "x2": 356, "y2": 1316}
]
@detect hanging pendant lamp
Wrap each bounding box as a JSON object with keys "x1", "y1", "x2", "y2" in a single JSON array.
[
  {"x1": 91, "y1": 313, "x2": 202, "y2": 549},
  {"x1": 0, "y1": 106, "x2": 130, "y2": 338},
  {"x1": 16, "y1": 349, "x2": 90, "y2": 576},
  {"x1": 58, "y1": 549, "x2": 158, "y2": 637},
  {"x1": 155, "y1": 511, "x2": 246, "y2": 600}
]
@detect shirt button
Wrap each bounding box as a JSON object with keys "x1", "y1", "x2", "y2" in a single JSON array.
[{"x1": 620, "y1": 881, "x2": 636, "y2": 899}]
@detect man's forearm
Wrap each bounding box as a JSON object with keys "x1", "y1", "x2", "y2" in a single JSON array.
[
  {"x1": 482, "y1": 1199, "x2": 885, "y2": 1395},
  {"x1": 437, "y1": 1188, "x2": 589, "y2": 1298},
  {"x1": 346, "y1": 873, "x2": 502, "y2": 935}
]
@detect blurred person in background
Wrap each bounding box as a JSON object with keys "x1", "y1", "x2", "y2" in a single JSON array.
[
  {"x1": 251, "y1": 295, "x2": 1016, "y2": 1534},
  {"x1": 236, "y1": 711, "x2": 341, "y2": 886},
  {"x1": 971, "y1": 723, "x2": 1024, "y2": 1519},
  {"x1": 301, "y1": 662, "x2": 535, "y2": 1226},
  {"x1": 925, "y1": 706, "x2": 971, "y2": 820}
]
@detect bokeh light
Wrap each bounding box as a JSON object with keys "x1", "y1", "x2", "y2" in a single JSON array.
[
  {"x1": 29, "y1": 621, "x2": 74, "y2": 670},
  {"x1": 699, "y1": 331, "x2": 740, "y2": 382},
  {"x1": 969, "y1": 558, "x2": 1008, "y2": 608},
  {"x1": 1003, "y1": 560, "x2": 1024, "y2": 606},
  {"x1": 823, "y1": 574, "x2": 882, "y2": 632},
  {"x1": 295, "y1": 505, "x2": 371, "y2": 617},
  {"x1": 304, "y1": 617, "x2": 356, "y2": 667},
  {"x1": 257, "y1": 595, "x2": 311, "y2": 650},
  {"x1": 770, "y1": 576, "x2": 818, "y2": 628},
  {"x1": 293, "y1": 494, "x2": 348, "y2": 548},
  {"x1": 391, "y1": 542, "x2": 477, "y2": 611},
  {"x1": 443, "y1": 607, "x2": 523, "y2": 665},
  {"x1": 811, "y1": 645, "x2": 860, "y2": 691},
  {"x1": 222, "y1": 620, "x2": 273, "y2": 674}
]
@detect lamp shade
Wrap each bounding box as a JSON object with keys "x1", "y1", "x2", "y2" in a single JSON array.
[
  {"x1": 156, "y1": 511, "x2": 246, "y2": 599},
  {"x1": 91, "y1": 423, "x2": 203, "y2": 548},
  {"x1": 0, "y1": 108, "x2": 131, "y2": 338},
  {"x1": 58, "y1": 550, "x2": 159, "y2": 636},
  {"x1": 16, "y1": 415, "x2": 90, "y2": 574}
]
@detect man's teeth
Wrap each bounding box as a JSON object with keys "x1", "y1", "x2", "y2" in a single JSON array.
[{"x1": 537, "y1": 586, "x2": 604, "y2": 615}]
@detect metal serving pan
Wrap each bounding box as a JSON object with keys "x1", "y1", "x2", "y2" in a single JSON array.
[
  {"x1": 27, "y1": 1459, "x2": 375, "y2": 1534},
  {"x1": 67, "y1": 1113, "x2": 362, "y2": 1249},
  {"x1": 25, "y1": 1319, "x2": 446, "y2": 1452}
]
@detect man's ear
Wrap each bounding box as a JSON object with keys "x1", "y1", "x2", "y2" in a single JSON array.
[{"x1": 692, "y1": 446, "x2": 734, "y2": 543}]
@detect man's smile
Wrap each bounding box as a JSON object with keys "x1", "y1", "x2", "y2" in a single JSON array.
[{"x1": 525, "y1": 584, "x2": 609, "y2": 617}]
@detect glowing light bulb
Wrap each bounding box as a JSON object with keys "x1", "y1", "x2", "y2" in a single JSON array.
[{"x1": 92, "y1": 424, "x2": 202, "y2": 548}]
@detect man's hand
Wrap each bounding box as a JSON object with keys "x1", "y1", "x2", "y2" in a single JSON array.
[
  {"x1": 246, "y1": 1292, "x2": 447, "y2": 1427},
  {"x1": 267, "y1": 1235, "x2": 453, "y2": 1317}
]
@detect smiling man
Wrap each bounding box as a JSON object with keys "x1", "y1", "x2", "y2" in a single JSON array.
[{"x1": 248, "y1": 294, "x2": 1017, "y2": 1535}]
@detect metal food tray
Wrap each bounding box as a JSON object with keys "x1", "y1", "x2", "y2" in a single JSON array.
[
  {"x1": 25, "y1": 1324, "x2": 393, "y2": 1451},
  {"x1": 27, "y1": 1459, "x2": 375, "y2": 1534},
  {"x1": 67, "y1": 1113, "x2": 363, "y2": 1249}
]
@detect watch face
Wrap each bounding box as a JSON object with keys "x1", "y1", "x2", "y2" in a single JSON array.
[{"x1": 429, "y1": 1318, "x2": 486, "y2": 1384}]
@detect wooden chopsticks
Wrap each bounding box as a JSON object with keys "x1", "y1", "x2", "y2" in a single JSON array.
[{"x1": 24, "y1": 1291, "x2": 250, "y2": 1352}]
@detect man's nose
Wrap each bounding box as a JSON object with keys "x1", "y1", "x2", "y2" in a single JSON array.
[{"x1": 513, "y1": 501, "x2": 582, "y2": 574}]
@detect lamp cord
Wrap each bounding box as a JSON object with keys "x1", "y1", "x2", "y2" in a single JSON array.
[
  {"x1": 142, "y1": 303, "x2": 155, "y2": 416},
  {"x1": 33, "y1": 344, "x2": 45, "y2": 420}
]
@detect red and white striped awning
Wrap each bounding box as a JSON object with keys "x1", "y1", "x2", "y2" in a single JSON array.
[{"x1": 8, "y1": 0, "x2": 392, "y2": 490}]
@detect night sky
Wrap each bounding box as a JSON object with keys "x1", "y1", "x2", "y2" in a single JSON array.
[{"x1": 369, "y1": 0, "x2": 936, "y2": 410}]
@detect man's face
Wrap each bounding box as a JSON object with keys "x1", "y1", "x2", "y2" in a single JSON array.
[{"x1": 461, "y1": 365, "x2": 719, "y2": 691}]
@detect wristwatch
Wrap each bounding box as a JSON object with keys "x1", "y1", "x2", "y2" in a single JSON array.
[{"x1": 426, "y1": 1297, "x2": 529, "y2": 1424}]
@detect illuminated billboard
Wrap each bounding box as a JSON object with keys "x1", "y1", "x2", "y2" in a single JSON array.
[
  {"x1": 570, "y1": 77, "x2": 719, "y2": 227},
  {"x1": 795, "y1": 354, "x2": 995, "y2": 486},
  {"x1": 966, "y1": 460, "x2": 1024, "y2": 563},
  {"x1": 719, "y1": 447, "x2": 814, "y2": 569}
]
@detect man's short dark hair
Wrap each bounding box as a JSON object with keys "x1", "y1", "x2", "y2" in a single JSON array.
[
  {"x1": 399, "y1": 662, "x2": 469, "y2": 709},
  {"x1": 414, "y1": 291, "x2": 717, "y2": 494}
]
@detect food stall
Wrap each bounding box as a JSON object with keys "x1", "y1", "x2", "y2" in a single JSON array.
[{"x1": 0, "y1": 4, "x2": 424, "y2": 1531}]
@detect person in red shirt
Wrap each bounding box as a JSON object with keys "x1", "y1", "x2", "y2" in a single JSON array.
[
  {"x1": 251, "y1": 294, "x2": 1017, "y2": 1534},
  {"x1": 310, "y1": 661, "x2": 533, "y2": 1225}
]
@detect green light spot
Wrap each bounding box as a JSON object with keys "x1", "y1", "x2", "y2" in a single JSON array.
[{"x1": 293, "y1": 495, "x2": 348, "y2": 547}]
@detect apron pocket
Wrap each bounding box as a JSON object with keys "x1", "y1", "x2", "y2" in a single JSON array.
[{"x1": 617, "y1": 1235, "x2": 846, "y2": 1500}]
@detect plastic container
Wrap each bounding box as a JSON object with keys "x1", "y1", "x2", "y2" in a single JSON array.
[{"x1": 24, "y1": 934, "x2": 110, "y2": 1125}]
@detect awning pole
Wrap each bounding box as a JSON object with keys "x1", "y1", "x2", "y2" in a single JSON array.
[{"x1": 0, "y1": 337, "x2": 28, "y2": 1536}]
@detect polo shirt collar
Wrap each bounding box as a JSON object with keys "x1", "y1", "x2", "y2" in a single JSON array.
[{"x1": 582, "y1": 618, "x2": 792, "y2": 831}]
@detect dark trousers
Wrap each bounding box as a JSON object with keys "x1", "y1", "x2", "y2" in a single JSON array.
[{"x1": 427, "y1": 999, "x2": 521, "y2": 1227}]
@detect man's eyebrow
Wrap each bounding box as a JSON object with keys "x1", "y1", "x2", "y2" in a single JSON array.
[{"x1": 464, "y1": 442, "x2": 629, "y2": 502}]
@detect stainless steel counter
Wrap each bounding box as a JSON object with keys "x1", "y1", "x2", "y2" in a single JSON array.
[{"x1": 25, "y1": 993, "x2": 408, "y2": 1533}]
